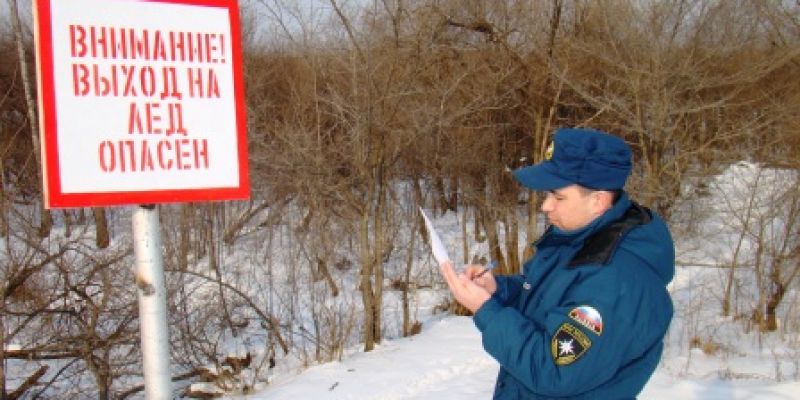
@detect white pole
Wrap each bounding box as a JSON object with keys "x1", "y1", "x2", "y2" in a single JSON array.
[{"x1": 132, "y1": 205, "x2": 171, "y2": 399}]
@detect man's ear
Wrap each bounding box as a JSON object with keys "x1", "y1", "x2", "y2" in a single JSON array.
[{"x1": 592, "y1": 191, "x2": 614, "y2": 213}]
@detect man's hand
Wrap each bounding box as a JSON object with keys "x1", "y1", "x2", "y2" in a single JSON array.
[
  {"x1": 464, "y1": 264, "x2": 497, "y2": 295},
  {"x1": 439, "y1": 261, "x2": 491, "y2": 313}
]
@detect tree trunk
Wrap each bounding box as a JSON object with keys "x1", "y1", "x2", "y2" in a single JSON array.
[
  {"x1": 372, "y1": 178, "x2": 386, "y2": 345},
  {"x1": 474, "y1": 206, "x2": 485, "y2": 242},
  {"x1": 358, "y1": 210, "x2": 375, "y2": 351},
  {"x1": 447, "y1": 176, "x2": 458, "y2": 212},
  {"x1": 434, "y1": 176, "x2": 449, "y2": 214},
  {"x1": 0, "y1": 160, "x2": 7, "y2": 239},
  {"x1": 412, "y1": 175, "x2": 429, "y2": 244},
  {"x1": 723, "y1": 216, "x2": 752, "y2": 317},
  {"x1": 763, "y1": 280, "x2": 784, "y2": 332},
  {"x1": 480, "y1": 207, "x2": 506, "y2": 274},
  {"x1": 316, "y1": 258, "x2": 339, "y2": 297},
  {"x1": 1, "y1": 301, "x2": 5, "y2": 399},
  {"x1": 208, "y1": 204, "x2": 237, "y2": 337},
  {"x1": 93, "y1": 208, "x2": 109, "y2": 249},
  {"x1": 402, "y1": 215, "x2": 416, "y2": 337},
  {"x1": 525, "y1": 110, "x2": 549, "y2": 262},
  {"x1": 86, "y1": 355, "x2": 110, "y2": 400},
  {"x1": 179, "y1": 204, "x2": 191, "y2": 271},
  {"x1": 461, "y1": 207, "x2": 469, "y2": 265},
  {"x1": 505, "y1": 207, "x2": 520, "y2": 275},
  {"x1": 524, "y1": 191, "x2": 539, "y2": 262},
  {"x1": 753, "y1": 226, "x2": 766, "y2": 331},
  {"x1": 8, "y1": 0, "x2": 52, "y2": 238},
  {"x1": 63, "y1": 210, "x2": 72, "y2": 238}
]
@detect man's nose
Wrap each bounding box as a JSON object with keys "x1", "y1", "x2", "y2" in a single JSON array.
[{"x1": 541, "y1": 196, "x2": 554, "y2": 212}]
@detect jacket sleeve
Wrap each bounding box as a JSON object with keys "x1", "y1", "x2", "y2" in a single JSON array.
[
  {"x1": 492, "y1": 274, "x2": 525, "y2": 305},
  {"x1": 473, "y1": 269, "x2": 637, "y2": 397}
]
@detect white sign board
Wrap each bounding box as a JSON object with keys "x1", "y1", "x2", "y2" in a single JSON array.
[{"x1": 34, "y1": 0, "x2": 249, "y2": 208}]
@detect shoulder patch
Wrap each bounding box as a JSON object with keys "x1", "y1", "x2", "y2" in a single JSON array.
[
  {"x1": 551, "y1": 323, "x2": 592, "y2": 366},
  {"x1": 569, "y1": 306, "x2": 603, "y2": 336}
]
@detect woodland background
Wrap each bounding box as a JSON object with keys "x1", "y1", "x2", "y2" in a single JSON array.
[{"x1": 1, "y1": 0, "x2": 799, "y2": 398}]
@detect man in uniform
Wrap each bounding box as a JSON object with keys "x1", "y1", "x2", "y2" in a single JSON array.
[{"x1": 439, "y1": 128, "x2": 675, "y2": 399}]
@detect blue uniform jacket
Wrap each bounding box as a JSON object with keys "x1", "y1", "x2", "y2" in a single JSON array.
[{"x1": 473, "y1": 193, "x2": 674, "y2": 399}]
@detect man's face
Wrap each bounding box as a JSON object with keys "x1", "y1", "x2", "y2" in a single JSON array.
[{"x1": 541, "y1": 185, "x2": 604, "y2": 232}]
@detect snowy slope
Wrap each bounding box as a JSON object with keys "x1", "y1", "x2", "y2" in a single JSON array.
[
  {"x1": 243, "y1": 317, "x2": 496, "y2": 400},
  {"x1": 234, "y1": 316, "x2": 800, "y2": 399}
]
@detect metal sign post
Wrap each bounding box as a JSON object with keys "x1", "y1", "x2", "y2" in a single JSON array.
[{"x1": 132, "y1": 205, "x2": 171, "y2": 399}]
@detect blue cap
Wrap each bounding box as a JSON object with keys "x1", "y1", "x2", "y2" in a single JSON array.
[{"x1": 513, "y1": 128, "x2": 632, "y2": 190}]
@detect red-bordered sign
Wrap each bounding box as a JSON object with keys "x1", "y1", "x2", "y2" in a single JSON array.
[{"x1": 33, "y1": 0, "x2": 249, "y2": 208}]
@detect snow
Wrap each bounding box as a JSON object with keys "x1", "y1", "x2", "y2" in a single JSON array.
[
  {"x1": 190, "y1": 382, "x2": 226, "y2": 395},
  {"x1": 232, "y1": 317, "x2": 497, "y2": 400},
  {"x1": 235, "y1": 316, "x2": 800, "y2": 400}
]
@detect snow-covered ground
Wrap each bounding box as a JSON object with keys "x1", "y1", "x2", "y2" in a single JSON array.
[{"x1": 234, "y1": 316, "x2": 800, "y2": 399}]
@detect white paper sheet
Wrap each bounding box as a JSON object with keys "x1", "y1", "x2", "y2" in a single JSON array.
[{"x1": 419, "y1": 207, "x2": 451, "y2": 266}]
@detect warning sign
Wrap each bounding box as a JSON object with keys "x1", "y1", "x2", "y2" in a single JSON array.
[{"x1": 33, "y1": 0, "x2": 249, "y2": 208}]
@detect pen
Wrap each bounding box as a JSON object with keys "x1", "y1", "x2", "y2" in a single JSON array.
[{"x1": 474, "y1": 260, "x2": 497, "y2": 278}]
